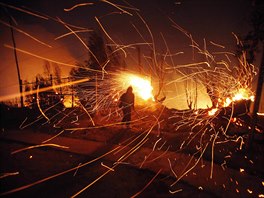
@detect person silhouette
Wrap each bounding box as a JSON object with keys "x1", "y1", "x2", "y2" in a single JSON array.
[{"x1": 119, "y1": 86, "x2": 135, "y2": 128}]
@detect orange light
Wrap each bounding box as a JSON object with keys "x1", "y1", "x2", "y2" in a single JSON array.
[
  {"x1": 221, "y1": 88, "x2": 254, "y2": 107},
  {"x1": 223, "y1": 98, "x2": 232, "y2": 107},
  {"x1": 208, "y1": 108, "x2": 218, "y2": 116},
  {"x1": 247, "y1": 189, "x2": 253, "y2": 194},
  {"x1": 118, "y1": 72, "x2": 154, "y2": 101},
  {"x1": 231, "y1": 117, "x2": 237, "y2": 122},
  {"x1": 233, "y1": 88, "x2": 253, "y2": 101},
  {"x1": 63, "y1": 95, "x2": 79, "y2": 108}
]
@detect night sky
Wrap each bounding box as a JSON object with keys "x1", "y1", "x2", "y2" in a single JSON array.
[{"x1": 0, "y1": 0, "x2": 254, "y2": 104}]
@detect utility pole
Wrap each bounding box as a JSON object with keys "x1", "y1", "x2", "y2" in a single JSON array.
[
  {"x1": 137, "y1": 46, "x2": 142, "y2": 73},
  {"x1": 69, "y1": 77, "x2": 74, "y2": 108},
  {"x1": 9, "y1": 18, "x2": 23, "y2": 108},
  {"x1": 95, "y1": 73, "x2": 98, "y2": 115},
  {"x1": 249, "y1": 43, "x2": 264, "y2": 149}
]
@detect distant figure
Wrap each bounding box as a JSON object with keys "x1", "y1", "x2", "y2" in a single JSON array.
[{"x1": 119, "y1": 86, "x2": 135, "y2": 128}]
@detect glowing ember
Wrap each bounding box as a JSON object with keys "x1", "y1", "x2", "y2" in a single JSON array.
[
  {"x1": 233, "y1": 88, "x2": 254, "y2": 101},
  {"x1": 208, "y1": 108, "x2": 218, "y2": 116},
  {"x1": 118, "y1": 73, "x2": 154, "y2": 101},
  {"x1": 223, "y1": 98, "x2": 232, "y2": 107},
  {"x1": 223, "y1": 88, "x2": 254, "y2": 107},
  {"x1": 208, "y1": 88, "x2": 254, "y2": 116},
  {"x1": 63, "y1": 95, "x2": 79, "y2": 108}
]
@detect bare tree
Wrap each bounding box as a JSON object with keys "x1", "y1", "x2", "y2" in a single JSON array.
[
  {"x1": 43, "y1": 61, "x2": 52, "y2": 78},
  {"x1": 184, "y1": 80, "x2": 198, "y2": 110},
  {"x1": 70, "y1": 31, "x2": 124, "y2": 109},
  {"x1": 53, "y1": 63, "x2": 62, "y2": 84}
]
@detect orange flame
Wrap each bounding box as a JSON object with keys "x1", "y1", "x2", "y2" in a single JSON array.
[
  {"x1": 208, "y1": 88, "x2": 254, "y2": 116},
  {"x1": 118, "y1": 72, "x2": 154, "y2": 101}
]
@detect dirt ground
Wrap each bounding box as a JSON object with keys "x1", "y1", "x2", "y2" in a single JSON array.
[
  {"x1": 0, "y1": 140, "x2": 215, "y2": 198},
  {"x1": 0, "y1": 105, "x2": 263, "y2": 197}
]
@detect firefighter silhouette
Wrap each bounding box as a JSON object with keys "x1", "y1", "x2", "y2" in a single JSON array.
[{"x1": 119, "y1": 86, "x2": 135, "y2": 128}]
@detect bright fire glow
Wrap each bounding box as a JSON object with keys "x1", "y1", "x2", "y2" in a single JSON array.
[
  {"x1": 63, "y1": 95, "x2": 79, "y2": 108},
  {"x1": 208, "y1": 108, "x2": 218, "y2": 116},
  {"x1": 118, "y1": 73, "x2": 154, "y2": 101},
  {"x1": 233, "y1": 88, "x2": 254, "y2": 101},
  {"x1": 224, "y1": 88, "x2": 254, "y2": 107},
  {"x1": 208, "y1": 88, "x2": 254, "y2": 116}
]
